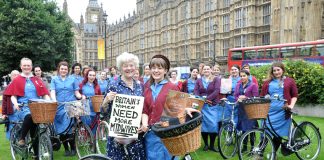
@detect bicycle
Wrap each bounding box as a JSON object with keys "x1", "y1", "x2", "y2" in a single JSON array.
[
  {"x1": 237, "y1": 96, "x2": 321, "y2": 160},
  {"x1": 218, "y1": 98, "x2": 240, "y2": 159},
  {"x1": 49, "y1": 100, "x2": 96, "y2": 158},
  {"x1": 2, "y1": 103, "x2": 53, "y2": 160},
  {"x1": 89, "y1": 111, "x2": 109, "y2": 155}
]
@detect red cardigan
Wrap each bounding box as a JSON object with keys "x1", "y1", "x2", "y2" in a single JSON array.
[
  {"x1": 143, "y1": 82, "x2": 179, "y2": 125},
  {"x1": 260, "y1": 77, "x2": 298, "y2": 105},
  {"x1": 2, "y1": 75, "x2": 49, "y2": 115}
]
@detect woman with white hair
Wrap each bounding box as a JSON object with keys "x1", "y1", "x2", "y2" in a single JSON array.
[{"x1": 102, "y1": 52, "x2": 146, "y2": 160}]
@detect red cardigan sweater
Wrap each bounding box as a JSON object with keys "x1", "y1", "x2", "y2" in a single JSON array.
[
  {"x1": 2, "y1": 75, "x2": 49, "y2": 115},
  {"x1": 143, "y1": 82, "x2": 179, "y2": 125},
  {"x1": 260, "y1": 77, "x2": 298, "y2": 105}
]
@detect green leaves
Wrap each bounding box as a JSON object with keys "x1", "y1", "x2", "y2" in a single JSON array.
[
  {"x1": 0, "y1": 0, "x2": 73, "y2": 76},
  {"x1": 250, "y1": 60, "x2": 324, "y2": 104}
]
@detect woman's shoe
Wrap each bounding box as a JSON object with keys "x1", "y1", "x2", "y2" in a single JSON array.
[
  {"x1": 64, "y1": 150, "x2": 70, "y2": 156},
  {"x1": 203, "y1": 145, "x2": 209, "y2": 151},
  {"x1": 70, "y1": 150, "x2": 76, "y2": 156}
]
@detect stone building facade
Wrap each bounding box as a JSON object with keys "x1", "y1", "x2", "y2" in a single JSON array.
[{"x1": 106, "y1": 0, "x2": 324, "y2": 68}]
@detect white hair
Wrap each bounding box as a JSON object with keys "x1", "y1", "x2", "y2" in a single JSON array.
[{"x1": 116, "y1": 52, "x2": 139, "y2": 70}]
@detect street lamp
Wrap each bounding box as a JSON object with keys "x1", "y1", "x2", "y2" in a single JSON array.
[
  {"x1": 213, "y1": 23, "x2": 218, "y2": 65},
  {"x1": 110, "y1": 39, "x2": 113, "y2": 67},
  {"x1": 103, "y1": 12, "x2": 108, "y2": 68}
]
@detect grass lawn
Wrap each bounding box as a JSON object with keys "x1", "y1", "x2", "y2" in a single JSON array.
[{"x1": 0, "y1": 115, "x2": 323, "y2": 160}]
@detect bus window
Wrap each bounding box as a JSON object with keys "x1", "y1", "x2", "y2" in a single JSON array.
[
  {"x1": 265, "y1": 48, "x2": 280, "y2": 59},
  {"x1": 299, "y1": 45, "x2": 312, "y2": 57},
  {"x1": 281, "y1": 47, "x2": 295, "y2": 58},
  {"x1": 316, "y1": 44, "x2": 324, "y2": 56},
  {"x1": 231, "y1": 51, "x2": 243, "y2": 60},
  {"x1": 244, "y1": 50, "x2": 257, "y2": 60},
  {"x1": 257, "y1": 49, "x2": 265, "y2": 59}
]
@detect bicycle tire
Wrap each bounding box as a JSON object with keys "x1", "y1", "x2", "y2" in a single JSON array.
[
  {"x1": 75, "y1": 122, "x2": 96, "y2": 158},
  {"x1": 10, "y1": 124, "x2": 27, "y2": 160},
  {"x1": 293, "y1": 121, "x2": 321, "y2": 160},
  {"x1": 79, "y1": 154, "x2": 111, "y2": 160},
  {"x1": 218, "y1": 122, "x2": 238, "y2": 159},
  {"x1": 38, "y1": 132, "x2": 53, "y2": 160},
  {"x1": 238, "y1": 129, "x2": 275, "y2": 160},
  {"x1": 95, "y1": 121, "x2": 109, "y2": 154}
]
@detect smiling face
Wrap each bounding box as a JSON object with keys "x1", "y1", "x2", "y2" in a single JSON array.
[
  {"x1": 34, "y1": 67, "x2": 42, "y2": 78},
  {"x1": 74, "y1": 66, "x2": 81, "y2": 75},
  {"x1": 231, "y1": 66, "x2": 239, "y2": 77},
  {"x1": 121, "y1": 61, "x2": 135, "y2": 79},
  {"x1": 151, "y1": 64, "x2": 167, "y2": 83},
  {"x1": 212, "y1": 66, "x2": 221, "y2": 76},
  {"x1": 133, "y1": 69, "x2": 140, "y2": 81},
  {"x1": 191, "y1": 69, "x2": 198, "y2": 79},
  {"x1": 20, "y1": 59, "x2": 33, "y2": 75},
  {"x1": 240, "y1": 71, "x2": 248, "y2": 84},
  {"x1": 87, "y1": 71, "x2": 96, "y2": 83},
  {"x1": 203, "y1": 65, "x2": 212, "y2": 77},
  {"x1": 59, "y1": 65, "x2": 69, "y2": 77},
  {"x1": 170, "y1": 71, "x2": 177, "y2": 80},
  {"x1": 272, "y1": 66, "x2": 284, "y2": 79},
  {"x1": 111, "y1": 67, "x2": 117, "y2": 75},
  {"x1": 100, "y1": 72, "x2": 107, "y2": 80}
]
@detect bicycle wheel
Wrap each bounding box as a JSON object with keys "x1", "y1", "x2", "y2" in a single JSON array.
[
  {"x1": 75, "y1": 122, "x2": 95, "y2": 158},
  {"x1": 293, "y1": 121, "x2": 321, "y2": 160},
  {"x1": 238, "y1": 129, "x2": 275, "y2": 160},
  {"x1": 10, "y1": 124, "x2": 27, "y2": 160},
  {"x1": 38, "y1": 132, "x2": 53, "y2": 160},
  {"x1": 79, "y1": 154, "x2": 111, "y2": 160},
  {"x1": 95, "y1": 121, "x2": 109, "y2": 154},
  {"x1": 218, "y1": 122, "x2": 237, "y2": 159}
]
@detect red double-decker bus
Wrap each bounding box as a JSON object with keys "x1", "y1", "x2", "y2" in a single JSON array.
[{"x1": 227, "y1": 40, "x2": 324, "y2": 68}]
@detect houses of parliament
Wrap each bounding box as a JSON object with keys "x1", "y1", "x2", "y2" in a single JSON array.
[{"x1": 66, "y1": 0, "x2": 324, "y2": 70}]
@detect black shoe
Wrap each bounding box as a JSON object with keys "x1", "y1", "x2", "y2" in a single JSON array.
[
  {"x1": 64, "y1": 150, "x2": 70, "y2": 156},
  {"x1": 70, "y1": 150, "x2": 76, "y2": 156},
  {"x1": 203, "y1": 145, "x2": 209, "y2": 151},
  {"x1": 209, "y1": 147, "x2": 219, "y2": 152}
]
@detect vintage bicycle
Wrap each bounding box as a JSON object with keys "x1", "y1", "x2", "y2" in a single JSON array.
[{"x1": 237, "y1": 96, "x2": 321, "y2": 160}]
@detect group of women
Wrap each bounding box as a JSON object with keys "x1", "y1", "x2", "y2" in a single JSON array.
[{"x1": 1, "y1": 54, "x2": 298, "y2": 160}]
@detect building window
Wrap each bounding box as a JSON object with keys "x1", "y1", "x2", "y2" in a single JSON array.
[
  {"x1": 204, "y1": 42, "x2": 209, "y2": 57},
  {"x1": 204, "y1": 18, "x2": 210, "y2": 35},
  {"x1": 196, "y1": 23, "x2": 200, "y2": 38},
  {"x1": 235, "y1": 8, "x2": 247, "y2": 28},
  {"x1": 196, "y1": 1, "x2": 200, "y2": 16},
  {"x1": 140, "y1": 38, "x2": 144, "y2": 49},
  {"x1": 184, "y1": 25, "x2": 189, "y2": 39},
  {"x1": 223, "y1": 39, "x2": 230, "y2": 56},
  {"x1": 175, "y1": 11, "x2": 178, "y2": 23},
  {"x1": 223, "y1": 14, "x2": 230, "y2": 32},
  {"x1": 263, "y1": 4, "x2": 271, "y2": 25},
  {"x1": 195, "y1": 44, "x2": 200, "y2": 59},
  {"x1": 163, "y1": 12, "x2": 168, "y2": 27},
  {"x1": 140, "y1": 21, "x2": 144, "y2": 34},
  {"x1": 205, "y1": 0, "x2": 211, "y2": 12},
  {"x1": 262, "y1": 33, "x2": 270, "y2": 45},
  {"x1": 234, "y1": 35, "x2": 247, "y2": 48},
  {"x1": 224, "y1": 0, "x2": 230, "y2": 8}
]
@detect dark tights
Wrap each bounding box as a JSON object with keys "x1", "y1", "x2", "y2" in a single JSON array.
[
  {"x1": 60, "y1": 134, "x2": 76, "y2": 151},
  {"x1": 20, "y1": 114, "x2": 38, "y2": 156},
  {"x1": 201, "y1": 132, "x2": 218, "y2": 149}
]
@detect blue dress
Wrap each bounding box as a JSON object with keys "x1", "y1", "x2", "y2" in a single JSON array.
[
  {"x1": 51, "y1": 75, "x2": 79, "y2": 135},
  {"x1": 80, "y1": 82, "x2": 97, "y2": 133},
  {"x1": 106, "y1": 78, "x2": 146, "y2": 160},
  {"x1": 200, "y1": 77, "x2": 220, "y2": 133},
  {"x1": 266, "y1": 79, "x2": 291, "y2": 137},
  {"x1": 98, "y1": 79, "x2": 108, "y2": 95},
  {"x1": 71, "y1": 74, "x2": 83, "y2": 85},
  {"x1": 7, "y1": 78, "x2": 40, "y2": 139},
  {"x1": 144, "y1": 79, "x2": 174, "y2": 160},
  {"x1": 187, "y1": 78, "x2": 196, "y2": 94},
  {"x1": 225, "y1": 76, "x2": 240, "y2": 126}
]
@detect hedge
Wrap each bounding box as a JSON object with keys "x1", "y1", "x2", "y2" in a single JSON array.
[{"x1": 250, "y1": 60, "x2": 324, "y2": 105}]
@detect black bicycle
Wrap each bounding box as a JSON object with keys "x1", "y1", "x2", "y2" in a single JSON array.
[{"x1": 237, "y1": 97, "x2": 321, "y2": 160}]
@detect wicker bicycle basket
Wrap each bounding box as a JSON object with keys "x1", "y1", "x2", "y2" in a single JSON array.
[
  {"x1": 29, "y1": 102, "x2": 58, "y2": 123},
  {"x1": 243, "y1": 98, "x2": 271, "y2": 120},
  {"x1": 187, "y1": 97, "x2": 205, "y2": 111},
  {"x1": 161, "y1": 125, "x2": 201, "y2": 156},
  {"x1": 91, "y1": 95, "x2": 104, "y2": 113}
]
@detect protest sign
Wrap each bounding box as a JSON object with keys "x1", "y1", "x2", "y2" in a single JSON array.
[{"x1": 108, "y1": 94, "x2": 144, "y2": 139}]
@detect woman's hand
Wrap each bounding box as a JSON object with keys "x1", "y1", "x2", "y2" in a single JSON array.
[
  {"x1": 81, "y1": 95, "x2": 86, "y2": 100},
  {"x1": 13, "y1": 104, "x2": 20, "y2": 111},
  {"x1": 1, "y1": 115, "x2": 7, "y2": 120},
  {"x1": 138, "y1": 125, "x2": 149, "y2": 133},
  {"x1": 238, "y1": 95, "x2": 247, "y2": 102},
  {"x1": 185, "y1": 108, "x2": 200, "y2": 118},
  {"x1": 103, "y1": 91, "x2": 117, "y2": 105}
]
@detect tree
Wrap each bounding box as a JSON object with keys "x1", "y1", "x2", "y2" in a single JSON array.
[{"x1": 0, "y1": 0, "x2": 74, "y2": 77}]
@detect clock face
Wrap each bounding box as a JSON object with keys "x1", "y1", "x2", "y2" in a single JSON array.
[{"x1": 91, "y1": 14, "x2": 97, "y2": 21}]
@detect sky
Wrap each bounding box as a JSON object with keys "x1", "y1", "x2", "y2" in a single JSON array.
[{"x1": 55, "y1": 0, "x2": 137, "y2": 24}]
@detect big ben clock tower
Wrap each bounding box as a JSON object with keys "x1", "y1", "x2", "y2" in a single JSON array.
[{"x1": 85, "y1": 0, "x2": 100, "y2": 23}]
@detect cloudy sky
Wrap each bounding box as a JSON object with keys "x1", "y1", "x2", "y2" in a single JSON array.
[{"x1": 55, "y1": 0, "x2": 137, "y2": 24}]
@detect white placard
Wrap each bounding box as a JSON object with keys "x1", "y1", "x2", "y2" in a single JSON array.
[{"x1": 108, "y1": 94, "x2": 144, "y2": 139}]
